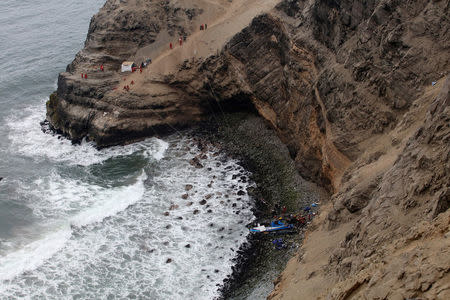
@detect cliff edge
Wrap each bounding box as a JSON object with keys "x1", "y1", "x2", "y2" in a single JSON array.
[{"x1": 47, "y1": 0, "x2": 449, "y2": 298}]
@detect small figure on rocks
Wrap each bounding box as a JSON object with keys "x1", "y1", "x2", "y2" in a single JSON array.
[
  {"x1": 84, "y1": 74, "x2": 87, "y2": 79},
  {"x1": 100, "y1": 64, "x2": 104, "y2": 72},
  {"x1": 204, "y1": 23, "x2": 207, "y2": 30},
  {"x1": 200, "y1": 24, "x2": 204, "y2": 30},
  {"x1": 179, "y1": 36, "x2": 183, "y2": 46},
  {"x1": 272, "y1": 238, "x2": 286, "y2": 250},
  {"x1": 170, "y1": 42, "x2": 173, "y2": 49},
  {"x1": 81, "y1": 73, "x2": 83, "y2": 78},
  {"x1": 0, "y1": 177, "x2": 3, "y2": 182}
]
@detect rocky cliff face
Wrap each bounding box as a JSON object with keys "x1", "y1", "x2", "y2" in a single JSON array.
[{"x1": 47, "y1": 0, "x2": 449, "y2": 298}]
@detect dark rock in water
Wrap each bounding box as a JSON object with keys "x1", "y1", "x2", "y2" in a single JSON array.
[
  {"x1": 181, "y1": 193, "x2": 189, "y2": 199},
  {"x1": 207, "y1": 209, "x2": 213, "y2": 213},
  {"x1": 185, "y1": 184, "x2": 193, "y2": 191},
  {"x1": 169, "y1": 204, "x2": 179, "y2": 210},
  {"x1": 189, "y1": 157, "x2": 204, "y2": 168},
  {"x1": 163, "y1": 241, "x2": 169, "y2": 246},
  {"x1": 215, "y1": 269, "x2": 220, "y2": 273},
  {"x1": 166, "y1": 258, "x2": 172, "y2": 263},
  {"x1": 199, "y1": 200, "x2": 207, "y2": 205},
  {"x1": 164, "y1": 212, "x2": 170, "y2": 216},
  {"x1": 193, "y1": 209, "x2": 200, "y2": 214},
  {"x1": 186, "y1": 202, "x2": 193, "y2": 206},
  {"x1": 207, "y1": 167, "x2": 212, "y2": 171},
  {"x1": 205, "y1": 193, "x2": 213, "y2": 199},
  {"x1": 0, "y1": 177, "x2": 3, "y2": 182},
  {"x1": 232, "y1": 203, "x2": 237, "y2": 207},
  {"x1": 165, "y1": 224, "x2": 172, "y2": 229},
  {"x1": 209, "y1": 223, "x2": 214, "y2": 227},
  {"x1": 185, "y1": 244, "x2": 191, "y2": 248},
  {"x1": 177, "y1": 216, "x2": 183, "y2": 220},
  {"x1": 237, "y1": 190, "x2": 246, "y2": 196}
]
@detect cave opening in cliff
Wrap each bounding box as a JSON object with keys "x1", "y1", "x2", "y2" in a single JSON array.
[{"x1": 205, "y1": 92, "x2": 257, "y2": 115}]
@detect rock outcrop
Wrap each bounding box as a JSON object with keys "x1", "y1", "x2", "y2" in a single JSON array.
[{"x1": 47, "y1": 0, "x2": 449, "y2": 298}]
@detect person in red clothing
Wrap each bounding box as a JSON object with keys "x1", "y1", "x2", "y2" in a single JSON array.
[
  {"x1": 170, "y1": 42, "x2": 173, "y2": 49},
  {"x1": 100, "y1": 64, "x2": 104, "y2": 72},
  {"x1": 179, "y1": 36, "x2": 182, "y2": 46},
  {"x1": 81, "y1": 73, "x2": 83, "y2": 78},
  {"x1": 84, "y1": 74, "x2": 87, "y2": 79}
]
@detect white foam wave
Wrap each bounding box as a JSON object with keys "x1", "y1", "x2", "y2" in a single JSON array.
[
  {"x1": 6, "y1": 100, "x2": 168, "y2": 166},
  {"x1": 151, "y1": 139, "x2": 169, "y2": 161},
  {"x1": 70, "y1": 172, "x2": 147, "y2": 227},
  {"x1": 28, "y1": 170, "x2": 147, "y2": 221},
  {"x1": 0, "y1": 172, "x2": 147, "y2": 285},
  {"x1": 0, "y1": 227, "x2": 72, "y2": 281}
]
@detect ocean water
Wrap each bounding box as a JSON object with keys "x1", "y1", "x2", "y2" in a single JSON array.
[{"x1": 0, "y1": 1, "x2": 254, "y2": 298}]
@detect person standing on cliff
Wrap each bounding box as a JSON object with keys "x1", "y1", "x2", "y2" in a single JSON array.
[
  {"x1": 204, "y1": 23, "x2": 207, "y2": 30},
  {"x1": 170, "y1": 42, "x2": 173, "y2": 49},
  {"x1": 179, "y1": 36, "x2": 182, "y2": 46},
  {"x1": 100, "y1": 64, "x2": 104, "y2": 72}
]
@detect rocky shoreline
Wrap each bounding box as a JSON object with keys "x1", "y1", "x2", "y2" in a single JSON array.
[{"x1": 192, "y1": 113, "x2": 327, "y2": 299}]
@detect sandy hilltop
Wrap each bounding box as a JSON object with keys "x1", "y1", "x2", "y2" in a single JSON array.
[{"x1": 47, "y1": 0, "x2": 449, "y2": 299}]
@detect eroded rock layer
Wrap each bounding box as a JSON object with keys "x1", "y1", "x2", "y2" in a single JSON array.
[{"x1": 47, "y1": 0, "x2": 449, "y2": 298}]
